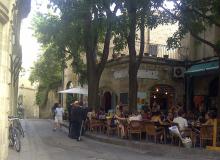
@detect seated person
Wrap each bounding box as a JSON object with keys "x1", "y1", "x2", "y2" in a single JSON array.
[
  {"x1": 87, "y1": 109, "x2": 96, "y2": 120},
  {"x1": 173, "y1": 109, "x2": 188, "y2": 131},
  {"x1": 141, "y1": 108, "x2": 151, "y2": 120},
  {"x1": 203, "y1": 111, "x2": 216, "y2": 125},
  {"x1": 151, "y1": 111, "x2": 163, "y2": 124},
  {"x1": 128, "y1": 112, "x2": 142, "y2": 121},
  {"x1": 165, "y1": 112, "x2": 174, "y2": 123},
  {"x1": 115, "y1": 105, "x2": 127, "y2": 138}
]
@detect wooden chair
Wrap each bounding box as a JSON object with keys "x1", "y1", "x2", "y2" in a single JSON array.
[
  {"x1": 106, "y1": 118, "x2": 117, "y2": 136},
  {"x1": 145, "y1": 121, "x2": 165, "y2": 143},
  {"x1": 128, "y1": 120, "x2": 143, "y2": 140},
  {"x1": 199, "y1": 125, "x2": 213, "y2": 147},
  {"x1": 89, "y1": 119, "x2": 104, "y2": 133}
]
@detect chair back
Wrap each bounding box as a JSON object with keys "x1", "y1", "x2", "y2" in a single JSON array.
[
  {"x1": 129, "y1": 120, "x2": 143, "y2": 129},
  {"x1": 145, "y1": 121, "x2": 157, "y2": 135},
  {"x1": 200, "y1": 125, "x2": 213, "y2": 140}
]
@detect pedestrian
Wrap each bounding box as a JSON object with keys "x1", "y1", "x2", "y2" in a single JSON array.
[
  {"x1": 53, "y1": 103, "x2": 64, "y2": 131},
  {"x1": 68, "y1": 102, "x2": 74, "y2": 137},
  {"x1": 51, "y1": 103, "x2": 58, "y2": 120},
  {"x1": 70, "y1": 101, "x2": 84, "y2": 141}
]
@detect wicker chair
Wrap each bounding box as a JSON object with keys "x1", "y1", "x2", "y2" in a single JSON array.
[
  {"x1": 145, "y1": 121, "x2": 165, "y2": 143},
  {"x1": 128, "y1": 120, "x2": 143, "y2": 140},
  {"x1": 199, "y1": 125, "x2": 213, "y2": 147},
  {"x1": 89, "y1": 119, "x2": 104, "y2": 133}
]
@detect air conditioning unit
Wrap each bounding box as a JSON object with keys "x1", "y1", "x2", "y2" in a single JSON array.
[{"x1": 173, "y1": 67, "x2": 185, "y2": 78}]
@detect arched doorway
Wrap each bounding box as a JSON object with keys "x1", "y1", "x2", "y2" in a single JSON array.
[
  {"x1": 150, "y1": 84, "x2": 175, "y2": 112},
  {"x1": 103, "y1": 92, "x2": 112, "y2": 113}
]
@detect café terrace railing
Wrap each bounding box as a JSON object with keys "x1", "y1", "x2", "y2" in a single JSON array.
[
  {"x1": 146, "y1": 43, "x2": 189, "y2": 61},
  {"x1": 112, "y1": 43, "x2": 189, "y2": 61}
]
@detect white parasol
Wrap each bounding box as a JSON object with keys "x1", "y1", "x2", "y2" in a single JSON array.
[{"x1": 58, "y1": 87, "x2": 88, "y2": 95}]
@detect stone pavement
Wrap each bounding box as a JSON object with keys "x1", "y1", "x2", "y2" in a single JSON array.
[{"x1": 7, "y1": 119, "x2": 220, "y2": 160}]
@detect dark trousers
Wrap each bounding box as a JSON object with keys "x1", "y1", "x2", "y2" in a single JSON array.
[
  {"x1": 68, "y1": 121, "x2": 72, "y2": 135},
  {"x1": 70, "y1": 121, "x2": 81, "y2": 139}
]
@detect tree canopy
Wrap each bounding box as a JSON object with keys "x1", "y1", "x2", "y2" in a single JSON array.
[
  {"x1": 29, "y1": 44, "x2": 62, "y2": 106},
  {"x1": 158, "y1": 0, "x2": 220, "y2": 53}
]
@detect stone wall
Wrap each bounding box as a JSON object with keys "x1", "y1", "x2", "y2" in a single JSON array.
[
  {"x1": 19, "y1": 87, "x2": 39, "y2": 119},
  {"x1": 39, "y1": 90, "x2": 59, "y2": 119},
  {"x1": 0, "y1": 0, "x2": 31, "y2": 159},
  {"x1": 181, "y1": 25, "x2": 219, "y2": 61},
  {"x1": 0, "y1": 1, "x2": 14, "y2": 159}
]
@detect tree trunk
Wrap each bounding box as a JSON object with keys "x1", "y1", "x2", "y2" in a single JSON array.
[
  {"x1": 87, "y1": 68, "x2": 100, "y2": 110},
  {"x1": 218, "y1": 55, "x2": 220, "y2": 118},
  {"x1": 127, "y1": 0, "x2": 138, "y2": 113},
  {"x1": 128, "y1": 62, "x2": 138, "y2": 112}
]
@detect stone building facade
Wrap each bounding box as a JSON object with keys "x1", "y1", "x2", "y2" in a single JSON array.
[
  {"x1": 0, "y1": 0, "x2": 30, "y2": 159},
  {"x1": 18, "y1": 77, "x2": 39, "y2": 119},
  {"x1": 182, "y1": 26, "x2": 220, "y2": 113},
  {"x1": 100, "y1": 56, "x2": 185, "y2": 112}
]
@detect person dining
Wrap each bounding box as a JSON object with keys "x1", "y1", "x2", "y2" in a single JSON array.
[
  {"x1": 128, "y1": 112, "x2": 142, "y2": 121},
  {"x1": 114, "y1": 105, "x2": 127, "y2": 138},
  {"x1": 141, "y1": 108, "x2": 151, "y2": 120},
  {"x1": 173, "y1": 109, "x2": 188, "y2": 131},
  {"x1": 151, "y1": 111, "x2": 163, "y2": 124},
  {"x1": 151, "y1": 102, "x2": 160, "y2": 115},
  {"x1": 203, "y1": 111, "x2": 216, "y2": 125},
  {"x1": 165, "y1": 112, "x2": 174, "y2": 123}
]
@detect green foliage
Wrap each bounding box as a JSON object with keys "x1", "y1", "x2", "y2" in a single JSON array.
[
  {"x1": 112, "y1": 0, "x2": 170, "y2": 53},
  {"x1": 29, "y1": 44, "x2": 62, "y2": 107},
  {"x1": 158, "y1": 0, "x2": 220, "y2": 53}
]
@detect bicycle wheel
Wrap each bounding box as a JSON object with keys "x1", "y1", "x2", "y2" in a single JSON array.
[
  {"x1": 13, "y1": 128, "x2": 21, "y2": 152},
  {"x1": 18, "y1": 122, "x2": 24, "y2": 138},
  {"x1": 15, "y1": 119, "x2": 24, "y2": 137}
]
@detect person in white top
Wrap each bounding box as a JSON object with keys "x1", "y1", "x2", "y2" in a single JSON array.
[
  {"x1": 173, "y1": 110, "x2": 188, "y2": 131},
  {"x1": 54, "y1": 103, "x2": 64, "y2": 131},
  {"x1": 128, "y1": 112, "x2": 142, "y2": 121}
]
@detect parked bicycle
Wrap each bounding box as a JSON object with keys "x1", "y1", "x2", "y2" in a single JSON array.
[{"x1": 8, "y1": 116, "x2": 24, "y2": 152}]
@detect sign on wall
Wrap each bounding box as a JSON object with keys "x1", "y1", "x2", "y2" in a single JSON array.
[{"x1": 113, "y1": 69, "x2": 159, "y2": 79}]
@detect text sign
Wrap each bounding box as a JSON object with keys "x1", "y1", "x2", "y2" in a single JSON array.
[{"x1": 113, "y1": 69, "x2": 159, "y2": 79}]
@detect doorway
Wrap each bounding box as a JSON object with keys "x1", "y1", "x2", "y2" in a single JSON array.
[
  {"x1": 103, "y1": 92, "x2": 112, "y2": 113},
  {"x1": 150, "y1": 84, "x2": 175, "y2": 113}
]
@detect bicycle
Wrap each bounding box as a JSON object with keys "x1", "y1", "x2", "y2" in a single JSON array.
[
  {"x1": 8, "y1": 116, "x2": 23, "y2": 152},
  {"x1": 13, "y1": 116, "x2": 25, "y2": 138}
]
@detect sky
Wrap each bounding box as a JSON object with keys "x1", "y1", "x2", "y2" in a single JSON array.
[{"x1": 20, "y1": 0, "x2": 49, "y2": 77}]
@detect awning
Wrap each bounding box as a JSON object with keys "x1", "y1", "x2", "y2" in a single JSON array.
[
  {"x1": 185, "y1": 60, "x2": 219, "y2": 76},
  {"x1": 58, "y1": 87, "x2": 88, "y2": 95}
]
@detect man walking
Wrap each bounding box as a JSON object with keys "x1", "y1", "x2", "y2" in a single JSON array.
[{"x1": 70, "y1": 101, "x2": 83, "y2": 141}]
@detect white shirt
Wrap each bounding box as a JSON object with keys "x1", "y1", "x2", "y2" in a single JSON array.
[
  {"x1": 55, "y1": 107, "x2": 64, "y2": 117},
  {"x1": 173, "y1": 116, "x2": 188, "y2": 131},
  {"x1": 129, "y1": 115, "x2": 142, "y2": 121}
]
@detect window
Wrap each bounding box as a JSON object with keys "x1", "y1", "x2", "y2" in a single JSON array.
[{"x1": 120, "y1": 93, "x2": 128, "y2": 105}]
